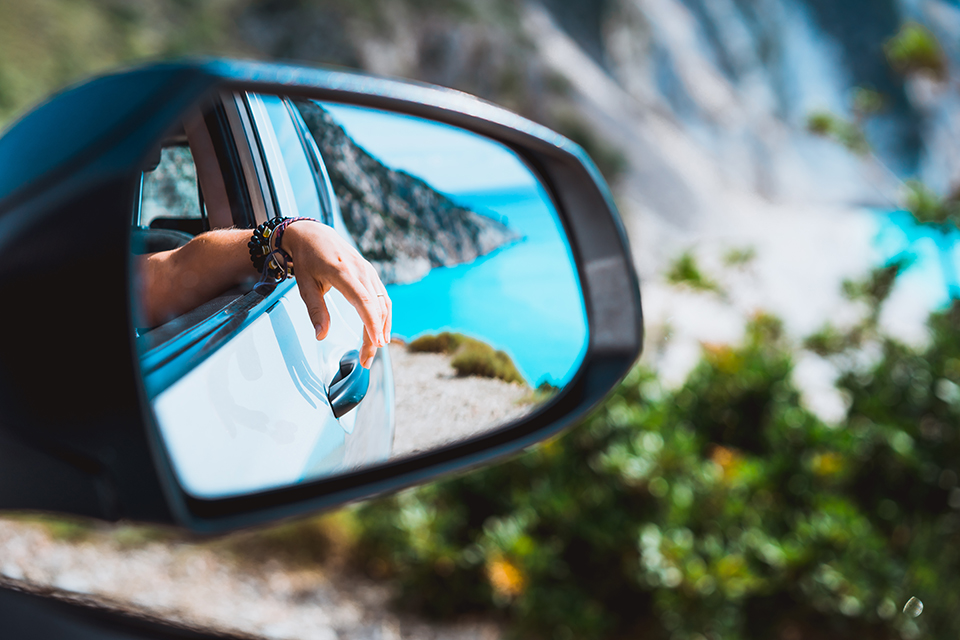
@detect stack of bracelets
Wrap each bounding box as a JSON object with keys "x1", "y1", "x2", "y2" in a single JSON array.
[{"x1": 248, "y1": 216, "x2": 315, "y2": 282}]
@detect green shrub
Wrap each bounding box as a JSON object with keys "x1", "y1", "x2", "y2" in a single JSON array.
[
  {"x1": 666, "y1": 250, "x2": 723, "y2": 294},
  {"x1": 408, "y1": 332, "x2": 526, "y2": 385},
  {"x1": 2, "y1": 513, "x2": 97, "y2": 542},
  {"x1": 803, "y1": 323, "x2": 859, "y2": 356},
  {"x1": 355, "y1": 308, "x2": 960, "y2": 639},
  {"x1": 722, "y1": 246, "x2": 756, "y2": 268},
  {"x1": 805, "y1": 111, "x2": 870, "y2": 155},
  {"x1": 904, "y1": 180, "x2": 960, "y2": 228},
  {"x1": 842, "y1": 259, "x2": 910, "y2": 308},
  {"x1": 519, "y1": 381, "x2": 561, "y2": 405},
  {"x1": 806, "y1": 111, "x2": 835, "y2": 136},
  {"x1": 451, "y1": 341, "x2": 525, "y2": 385},
  {"x1": 408, "y1": 331, "x2": 467, "y2": 354},
  {"x1": 885, "y1": 22, "x2": 947, "y2": 79}
]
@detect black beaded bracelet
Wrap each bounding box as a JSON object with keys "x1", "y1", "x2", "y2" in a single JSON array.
[{"x1": 248, "y1": 216, "x2": 286, "y2": 279}]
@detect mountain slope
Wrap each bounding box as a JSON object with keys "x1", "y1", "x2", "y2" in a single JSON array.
[{"x1": 295, "y1": 99, "x2": 519, "y2": 284}]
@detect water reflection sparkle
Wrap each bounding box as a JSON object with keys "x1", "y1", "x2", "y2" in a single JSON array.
[{"x1": 903, "y1": 596, "x2": 923, "y2": 618}]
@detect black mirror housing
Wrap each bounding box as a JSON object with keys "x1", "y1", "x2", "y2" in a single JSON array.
[{"x1": 0, "y1": 59, "x2": 643, "y2": 533}]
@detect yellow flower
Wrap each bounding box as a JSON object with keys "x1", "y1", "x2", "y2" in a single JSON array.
[
  {"x1": 811, "y1": 451, "x2": 844, "y2": 477},
  {"x1": 710, "y1": 445, "x2": 743, "y2": 482},
  {"x1": 486, "y1": 556, "x2": 525, "y2": 598},
  {"x1": 702, "y1": 343, "x2": 742, "y2": 373}
]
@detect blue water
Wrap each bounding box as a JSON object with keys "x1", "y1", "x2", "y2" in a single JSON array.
[
  {"x1": 874, "y1": 209, "x2": 960, "y2": 308},
  {"x1": 386, "y1": 185, "x2": 588, "y2": 387}
]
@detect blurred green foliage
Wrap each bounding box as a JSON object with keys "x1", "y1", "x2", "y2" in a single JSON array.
[
  {"x1": 806, "y1": 111, "x2": 871, "y2": 156},
  {"x1": 2, "y1": 512, "x2": 99, "y2": 542},
  {"x1": 722, "y1": 246, "x2": 756, "y2": 269},
  {"x1": 354, "y1": 303, "x2": 960, "y2": 639},
  {"x1": 899, "y1": 182, "x2": 960, "y2": 299},
  {"x1": 903, "y1": 181, "x2": 960, "y2": 228},
  {"x1": 212, "y1": 510, "x2": 357, "y2": 567},
  {"x1": 803, "y1": 323, "x2": 858, "y2": 358},
  {"x1": 808, "y1": 22, "x2": 959, "y2": 302},
  {"x1": 884, "y1": 22, "x2": 947, "y2": 80},
  {"x1": 0, "y1": 0, "x2": 246, "y2": 128},
  {"x1": 802, "y1": 260, "x2": 908, "y2": 357},
  {"x1": 843, "y1": 258, "x2": 913, "y2": 322},
  {"x1": 0, "y1": 0, "x2": 625, "y2": 187},
  {"x1": 666, "y1": 250, "x2": 724, "y2": 294}
]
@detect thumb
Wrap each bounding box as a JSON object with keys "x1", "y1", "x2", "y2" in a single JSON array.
[{"x1": 298, "y1": 279, "x2": 330, "y2": 340}]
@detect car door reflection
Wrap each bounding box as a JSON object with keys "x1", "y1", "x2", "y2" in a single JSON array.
[
  {"x1": 267, "y1": 300, "x2": 330, "y2": 412},
  {"x1": 206, "y1": 330, "x2": 296, "y2": 445}
]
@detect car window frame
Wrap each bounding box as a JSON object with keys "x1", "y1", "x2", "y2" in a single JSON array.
[
  {"x1": 137, "y1": 90, "x2": 360, "y2": 395},
  {"x1": 285, "y1": 98, "x2": 335, "y2": 227},
  {"x1": 244, "y1": 92, "x2": 334, "y2": 226},
  {"x1": 136, "y1": 92, "x2": 299, "y2": 396}
]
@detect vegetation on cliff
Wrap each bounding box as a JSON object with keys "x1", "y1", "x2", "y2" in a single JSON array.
[{"x1": 409, "y1": 331, "x2": 525, "y2": 385}]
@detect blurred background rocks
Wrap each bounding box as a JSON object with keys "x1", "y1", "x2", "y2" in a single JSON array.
[
  {"x1": 5, "y1": 0, "x2": 957, "y2": 204},
  {"x1": 4, "y1": 0, "x2": 958, "y2": 351}
]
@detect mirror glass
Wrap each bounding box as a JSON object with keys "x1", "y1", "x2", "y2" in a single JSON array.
[{"x1": 132, "y1": 92, "x2": 587, "y2": 499}]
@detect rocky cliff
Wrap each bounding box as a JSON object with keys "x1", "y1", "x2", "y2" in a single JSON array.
[
  {"x1": 237, "y1": 0, "x2": 960, "y2": 274},
  {"x1": 294, "y1": 99, "x2": 519, "y2": 285},
  {"x1": 5, "y1": 0, "x2": 960, "y2": 271}
]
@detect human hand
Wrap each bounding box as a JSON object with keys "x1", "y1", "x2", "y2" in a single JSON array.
[{"x1": 281, "y1": 221, "x2": 391, "y2": 369}]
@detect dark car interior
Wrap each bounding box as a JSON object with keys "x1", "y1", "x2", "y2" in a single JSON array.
[{"x1": 131, "y1": 95, "x2": 267, "y2": 340}]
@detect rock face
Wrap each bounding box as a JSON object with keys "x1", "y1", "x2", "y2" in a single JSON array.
[
  {"x1": 294, "y1": 100, "x2": 519, "y2": 285},
  {"x1": 232, "y1": 1, "x2": 960, "y2": 228}
]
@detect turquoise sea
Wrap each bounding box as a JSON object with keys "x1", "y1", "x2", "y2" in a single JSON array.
[
  {"x1": 385, "y1": 185, "x2": 588, "y2": 388},
  {"x1": 875, "y1": 209, "x2": 960, "y2": 309}
]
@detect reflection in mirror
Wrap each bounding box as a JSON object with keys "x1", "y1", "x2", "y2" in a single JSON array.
[
  {"x1": 132, "y1": 93, "x2": 587, "y2": 499},
  {"x1": 300, "y1": 101, "x2": 587, "y2": 457}
]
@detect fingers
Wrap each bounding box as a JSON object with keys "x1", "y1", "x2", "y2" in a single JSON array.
[
  {"x1": 297, "y1": 276, "x2": 330, "y2": 340},
  {"x1": 332, "y1": 263, "x2": 390, "y2": 369},
  {"x1": 334, "y1": 266, "x2": 386, "y2": 350},
  {"x1": 360, "y1": 326, "x2": 378, "y2": 369},
  {"x1": 283, "y1": 221, "x2": 392, "y2": 358},
  {"x1": 359, "y1": 264, "x2": 389, "y2": 346},
  {"x1": 367, "y1": 263, "x2": 392, "y2": 344}
]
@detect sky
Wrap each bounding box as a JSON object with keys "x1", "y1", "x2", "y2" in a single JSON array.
[{"x1": 320, "y1": 102, "x2": 540, "y2": 194}]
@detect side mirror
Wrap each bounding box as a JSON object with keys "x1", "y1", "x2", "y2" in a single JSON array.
[{"x1": 0, "y1": 59, "x2": 643, "y2": 533}]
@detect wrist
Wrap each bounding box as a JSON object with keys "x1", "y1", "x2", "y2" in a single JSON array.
[
  {"x1": 277, "y1": 218, "x2": 322, "y2": 262},
  {"x1": 248, "y1": 217, "x2": 318, "y2": 280},
  {"x1": 248, "y1": 217, "x2": 284, "y2": 277}
]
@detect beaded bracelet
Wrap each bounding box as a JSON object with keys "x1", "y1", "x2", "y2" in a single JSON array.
[
  {"x1": 273, "y1": 217, "x2": 315, "y2": 260},
  {"x1": 248, "y1": 216, "x2": 317, "y2": 282},
  {"x1": 248, "y1": 216, "x2": 285, "y2": 279}
]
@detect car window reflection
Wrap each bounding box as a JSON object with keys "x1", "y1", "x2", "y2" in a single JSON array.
[{"x1": 256, "y1": 94, "x2": 325, "y2": 222}]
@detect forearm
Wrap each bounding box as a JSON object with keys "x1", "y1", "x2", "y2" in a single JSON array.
[
  {"x1": 134, "y1": 221, "x2": 390, "y2": 370},
  {"x1": 137, "y1": 228, "x2": 254, "y2": 327}
]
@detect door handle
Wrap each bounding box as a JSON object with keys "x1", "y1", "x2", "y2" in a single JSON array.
[{"x1": 327, "y1": 350, "x2": 370, "y2": 418}]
